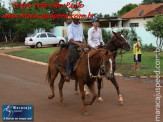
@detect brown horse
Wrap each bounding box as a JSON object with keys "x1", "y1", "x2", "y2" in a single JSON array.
[
  {"x1": 47, "y1": 47, "x2": 116, "y2": 115},
  {"x1": 95, "y1": 30, "x2": 131, "y2": 103},
  {"x1": 77, "y1": 30, "x2": 131, "y2": 103}
]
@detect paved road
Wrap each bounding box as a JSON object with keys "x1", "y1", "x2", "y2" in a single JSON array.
[{"x1": 0, "y1": 53, "x2": 162, "y2": 122}]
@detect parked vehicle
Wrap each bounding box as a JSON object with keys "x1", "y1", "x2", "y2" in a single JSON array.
[{"x1": 25, "y1": 32, "x2": 66, "y2": 48}]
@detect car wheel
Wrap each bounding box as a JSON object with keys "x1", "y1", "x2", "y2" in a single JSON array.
[
  {"x1": 36, "y1": 42, "x2": 42, "y2": 48},
  {"x1": 30, "y1": 46, "x2": 35, "y2": 48},
  {"x1": 59, "y1": 40, "x2": 65, "y2": 46}
]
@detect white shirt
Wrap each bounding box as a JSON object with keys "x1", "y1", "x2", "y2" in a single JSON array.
[
  {"x1": 67, "y1": 22, "x2": 84, "y2": 42},
  {"x1": 88, "y1": 27, "x2": 104, "y2": 48}
]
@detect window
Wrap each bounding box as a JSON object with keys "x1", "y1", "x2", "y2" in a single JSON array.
[
  {"x1": 36, "y1": 34, "x2": 40, "y2": 38},
  {"x1": 40, "y1": 33, "x2": 47, "y2": 38},
  {"x1": 130, "y1": 23, "x2": 139, "y2": 27},
  {"x1": 139, "y1": 10, "x2": 144, "y2": 16},
  {"x1": 47, "y1": 33, "x2": 56, "y2": 37},
  {"x1": 29, "y1": 33, "x2": 37, "y2": 37}
]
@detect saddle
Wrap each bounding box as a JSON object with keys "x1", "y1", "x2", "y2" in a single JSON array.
[
  {"x1": 68, "y1": 45, "x2": 90, "y2": 71},
  {"x1": 54, "y1": 43, "x2": 91, "y2": 77}
]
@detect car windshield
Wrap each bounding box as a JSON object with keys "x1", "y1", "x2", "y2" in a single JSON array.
[{"x1": 29, "y1": 33, "x2": 37, "y2": 37}]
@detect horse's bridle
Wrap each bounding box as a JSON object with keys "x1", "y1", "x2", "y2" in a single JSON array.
[
  {"x1": 87, "y1": 50, "x2": 113, "y2": 78},
  {"x1": 100, "y1": 51, "x2": 113, "y2": 75},
  {"x1": 113, "y1": 36, "x2": 129, "y2": 46}
]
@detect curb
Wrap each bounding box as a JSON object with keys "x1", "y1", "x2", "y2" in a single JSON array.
[
  {"x1": 0, "y1": 53, "x2": 48, "y2": 66},
  {"x1": 0, "y1": 46, "x2": 26, "y2": 50},
  {"x1": 130, "y1": 75, "x2": 163, "y2": 80}
]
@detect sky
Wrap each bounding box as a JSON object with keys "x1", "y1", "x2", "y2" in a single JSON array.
[
  {"x1": 1, "y1": 0, "x2": 143, "y2": 15},
  {"x1": 61, "y1": 0, "x2": 143, "y2": 15}
]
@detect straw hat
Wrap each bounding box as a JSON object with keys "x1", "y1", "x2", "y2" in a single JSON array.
[{"x1": 71, "y1": 11, "x2": 80, "y2": 19}]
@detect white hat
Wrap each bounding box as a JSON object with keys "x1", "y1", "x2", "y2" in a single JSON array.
[{"x1": 71, "y1": 11, "x2": 80, "y2": 19}]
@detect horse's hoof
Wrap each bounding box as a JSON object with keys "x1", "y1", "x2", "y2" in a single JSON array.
[
  {"x1": 48, "y1": 95, "x2": 54, "y2": 99},
  {"x1": 74, "y1": 91, "x2": 79, "y2": 95},
  {"x1": 84, "y1": 101, "x2": 92, "y2": 105},
  {"x1": 118, "y1": 94, "x2": 123, "y2": 106},
  {"x1": 60, "y1": 102, "x2": 66, "y2": 106},
  {"x1": 60, "y1": 98, "x2": 64, "y2": 104},
  {"x1": 82, "y1": 111, "x2": 90, "y2": 116},
  {"x1": 119, "y1": 101, "x2": 124, "y2": 106},
  {"x1": 98, "y1": 97, "x2": 104, "y2": 103},
  {"x1": 86, "y1": 93, "x2": 90, "y2": 97}
]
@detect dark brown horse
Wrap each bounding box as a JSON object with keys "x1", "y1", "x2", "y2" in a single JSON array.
[
  {"x1": 77, "y1": 30, "x2": 131, "y2": 103},
  {"x1": 97, "y1": 30, "x2": 130, "y2": 103},
  {"x1": 47, "y1": 47, "x2": 116, "y2": 115}
]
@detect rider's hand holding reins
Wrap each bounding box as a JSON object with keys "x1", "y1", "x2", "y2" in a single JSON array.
[{"x1": 79, "y1": 43, "x2": 86, "y2": 48}]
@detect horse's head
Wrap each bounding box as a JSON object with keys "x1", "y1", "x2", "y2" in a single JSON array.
[
  {"x1": 112, "y1": 30, "x2": 130, "y2": 51},
  {"x1": 100, "y1": 50, "x2": 116, "y2": 79}
]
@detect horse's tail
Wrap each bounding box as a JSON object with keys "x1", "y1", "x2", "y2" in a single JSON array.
[{"x1": 46, "y1": 64, "x2": 51, "y2": 84}]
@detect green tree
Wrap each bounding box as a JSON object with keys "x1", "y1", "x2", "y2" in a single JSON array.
[
  {"x1": 0, "y1": 1, "x2": 16, "y2": 41},
  {"x1": 141, "y1": 0, "x2": 163, "y2": 4},
  {"x1": 117, "y1": 4, "x2": 138, "y2": 16},
  {"x1": 94, "y1": 13, "x2": 103, "y2": 18},
  {"x1": 146, "y1": 14, "x2": 163, "y2": 49},
  {"x1": 9, "y1": 0, "x2": 54, "y2": 37},
  {"x1": 111, "y1": 12, "x2": 118, "y2": 17},
  {"x1": 70, "y1": 0, "x2": 83, "y2": 11},
  {"x1": 28, "y1": 0, "x2": 70, "y2": 26},
  {"x1": 104, "y1": 14, "x2": 110, "y2": 18}
]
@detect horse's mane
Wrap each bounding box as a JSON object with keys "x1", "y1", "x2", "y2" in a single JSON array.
[
  {"x1": 60, "y1": 43, "x2": 69, "y2": 50},
  {"x1": 104, "y1": 36, "x2": 115, "y2": 51}
]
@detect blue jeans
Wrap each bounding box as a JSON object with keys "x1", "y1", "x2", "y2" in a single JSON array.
[{"x1": 66, "y1": 42, "x2": 81, "y2": 75}]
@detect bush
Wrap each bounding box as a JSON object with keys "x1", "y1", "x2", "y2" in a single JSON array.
[
  {"x1": 102, "y1": 29, "x2": 112, "y2": 44},
  {"x1": 122, "y1": 28, "x2": 142, "y2": 47},
  {"x1": 83, "y1": 28, "x2": 89, "y2": 42},
  {"x1": 142, "y1": 43, "x2": 156, "y2": 51}
]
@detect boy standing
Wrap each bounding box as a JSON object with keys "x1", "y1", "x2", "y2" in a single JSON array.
[{"x1": 133, "y1": 38, "x2": 141, "y2": 71}]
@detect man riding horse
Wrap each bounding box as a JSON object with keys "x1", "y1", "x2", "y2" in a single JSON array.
[{"x1": 65, "y1": 11, "x2": 86, "y2": 81}]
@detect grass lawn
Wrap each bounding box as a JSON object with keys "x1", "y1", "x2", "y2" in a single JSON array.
[
  {"x1": 6, "y1": 48, "x2": 163, "y2": 76},
  {"x1": 0, "y1": 42, "x2": 25, "y2": 47},
  {"x1": 115, "y1": 50, "x2": 163, "y2": 76},
  {"x1": 7, "y1": 47, "x2": 58, "y2": 63}
]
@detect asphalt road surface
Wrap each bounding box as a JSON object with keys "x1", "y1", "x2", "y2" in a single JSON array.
[{"x1": 0, "y1": 52, "x2": 162, "y2": 122}]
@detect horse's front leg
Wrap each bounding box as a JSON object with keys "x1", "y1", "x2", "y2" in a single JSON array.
[
  {"x1": 74, "y1": 80, "x2": 79, "y2": 95},
  {"x1": 48, "y1": 64, "x2": 59, "y2": 99},
  {"x1": 110, "y1": 75, "x2": 123, "y2": 105},
  {"x1": 84, "y1": 85, "x2": 90, "y2": 96},
  {"x1": 58, "y1": 75, "x2": 65, "y2": 104},
  {"x1": 79, "y1": 81, "x2": 89, "y2": 116},
  {"x1": 84, "y1": 82, "x2": 97, "y2": 105},
  {"x1": 97, "y1": 78, "x2": 104, "y2": 103}
]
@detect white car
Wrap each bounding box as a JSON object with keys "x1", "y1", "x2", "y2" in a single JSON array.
[{"x1": 25, "y1": 32, "x2": 66, "y2": 48}]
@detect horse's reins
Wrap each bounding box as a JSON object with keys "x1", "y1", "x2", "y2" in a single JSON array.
[
  {"x1": 88, "y1": 52, "x2": 101, "y2": 78},
  {"x1": 112, "y1": 36, "x2": 128, "y2": 69},
  {"x1": 87, "y1": 50, "x2": 113, "y2": 78}
]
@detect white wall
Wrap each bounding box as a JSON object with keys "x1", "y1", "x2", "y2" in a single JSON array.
[{"x1": 123, "y1": 18, "x2": 153, "y2": 27}]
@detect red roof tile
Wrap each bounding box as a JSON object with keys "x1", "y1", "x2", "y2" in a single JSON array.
[{"x1": 121, "y1": 3, "x2": 163, "y2": 19}]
